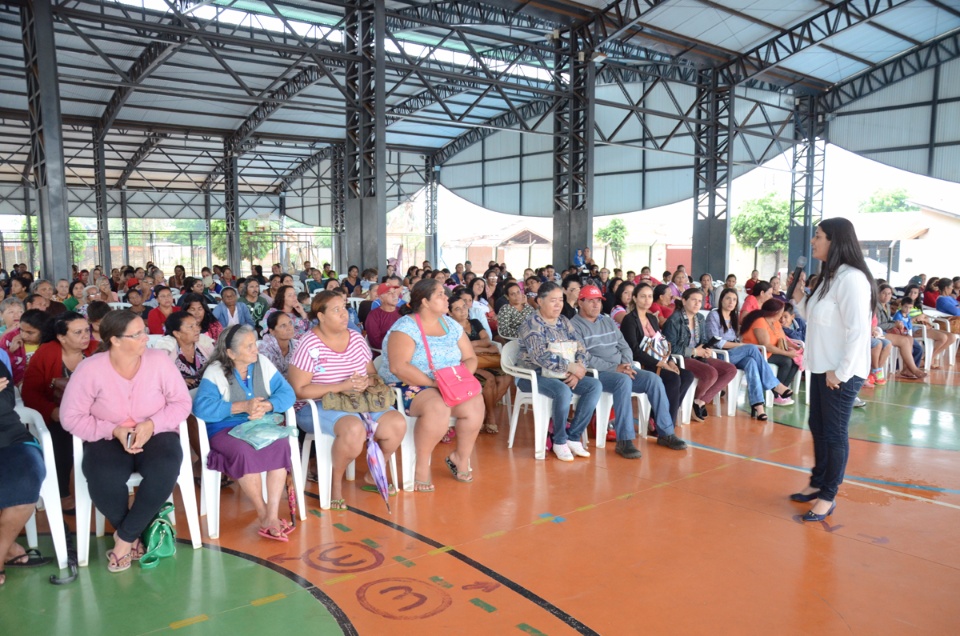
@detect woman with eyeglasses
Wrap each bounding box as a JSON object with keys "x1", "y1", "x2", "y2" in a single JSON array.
[
  {"x1": 61, "y1": 311, "x2": 192, "y2": 572},
  {"x1": 21, "y1": 312, "x2": 101, "y2": 514}
]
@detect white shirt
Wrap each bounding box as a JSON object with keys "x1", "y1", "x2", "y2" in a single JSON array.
[
  {"x1": 797, "y1": 264, "x2": 871, "y2": 382},
  {"x1": 225, "y1": 305, "x2": 240, "y2": 327}
]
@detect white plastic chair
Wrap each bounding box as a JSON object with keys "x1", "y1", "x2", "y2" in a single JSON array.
[
  {"x1": 372, "y1": 356, "x2": 425, "y2": 492},
  {"x1": 500, "y1": 341, "x2": 590, "y2": 460},
  {"x1": 675, "y1": 356, "x2": 697, "y2": 424},
  {"x1": 930, "y1": 321, "x2": 956, "y2": 367},
  {"x1": 73, "y1": 420, "x2": 201, "y2": 567},
  {"x1": 296, "y1": 400, "x2": 398, "y2": 510},
  {"x1": 19, "y1": 406, "x2": 69, "y2": 570},
  {"x1": 146, "y1": 334, "x2": 163, "y2": 348},
  {"x1": 108, "y1": 302, "x2": 131, "y2": 310},
  {"x1": 591, "y1": 363, "x2": 652, "y2": 449},
  {"x1": 293, "y1": 281, "x2": 304, "y2": 293},
  {"x1": 711, "y1": 349, "x2": 744, "y2": 417},
  {"x1": 195, "y1": 412, "x2": 306, "y2": 539}
]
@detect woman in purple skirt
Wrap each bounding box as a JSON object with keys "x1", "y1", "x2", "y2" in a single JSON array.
[{"x1": 193, "y1": 325, "x2": 296, "y2": 542}]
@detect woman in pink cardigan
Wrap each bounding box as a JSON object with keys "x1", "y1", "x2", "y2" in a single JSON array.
[{"x1": 61, "y1": 310, "x2": 192, "y2": 573}]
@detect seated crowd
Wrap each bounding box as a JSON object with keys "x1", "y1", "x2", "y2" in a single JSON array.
[{"x1": 0, "y1": 257, "x2": 956, "y2": 582}]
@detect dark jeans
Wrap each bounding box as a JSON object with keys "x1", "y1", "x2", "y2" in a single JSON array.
[
  {"x1": 656, "y1": 367, "x2": 695, "y2": 424},
  {"x1": 807, "y1": 372, "x2": 865, "y2": 502},
  {"x1": 767, "y1": 354, "x2": 800, "y2": 386},
  {"x1": 517, "y1": 373, "x2": 602, "y2": 445},
  {"x1": 46, "y1": 417, "x2": 74, "y2": 498},
  {"x1": 82, "y1": 432, "x2": 183, "y2": 543}
]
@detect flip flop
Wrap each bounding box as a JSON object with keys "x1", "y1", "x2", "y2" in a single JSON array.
[
  {"x1": 278, "y1": 519, "x2": 296, "y2": 536},
  {"x1": 257, "y1": 527, "x2": 289, "y2": 542},
  {"x1": 444, "y1": 456, "x2": 473, "y2": 483},
  {"x1": 4, "y1": 548, "x2": 52, "y2": 568},
  {"x1": 360, "y1": 484, "x2": 398, "y2": 496}
]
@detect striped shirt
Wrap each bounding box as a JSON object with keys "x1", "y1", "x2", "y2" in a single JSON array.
[{"x1": 289, "y1": 329, "x2": 371, "y2": 411}]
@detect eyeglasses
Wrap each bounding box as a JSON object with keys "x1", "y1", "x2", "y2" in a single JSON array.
[{"x1": 119, "y1": 330, "x2": 148, "y2": 339}]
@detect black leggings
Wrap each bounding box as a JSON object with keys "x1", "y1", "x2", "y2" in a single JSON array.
[
  {"x1": 45, "y1": 417, "x2": 74, "y2": 499},
  {"x1": 82, "y1": 432, "x2": 183, "y2": 543},
  {"x1": 768, "y1": 354, "x2": 800, "y2": 387},
  {"x1": 657, "y1": 367, "x2": 696, "y2": 424}
]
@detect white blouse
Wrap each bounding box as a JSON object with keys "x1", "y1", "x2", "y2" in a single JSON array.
[{"x1": 797, "y1": 264, "x2": 872, "y2": 382}]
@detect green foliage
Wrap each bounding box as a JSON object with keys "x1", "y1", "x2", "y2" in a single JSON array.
[
  {"x1": 858, "y1": 188, "x2": 919, "y2": 213},
  {"x1": 731, "y1": 193, "x2": 790, "y2": 268},
  {"x1": 20, "y1": 217, "x2": 87, "y2": 263},
  {"x1": 595, "y1": 219, "x2": 628, "y2": 269},
  {"x1": 209, "y1": 219, "x2": 273, "y2": 266}
]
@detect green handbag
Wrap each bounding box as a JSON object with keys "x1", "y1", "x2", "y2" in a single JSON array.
[{"x1": 140, "y1": 502, "x2": 177, "y2": 570}]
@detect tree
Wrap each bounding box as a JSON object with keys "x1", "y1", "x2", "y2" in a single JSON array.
[
  {"x1": 209, "y1": 219, "x2": 273, "y2": 269},
  {"x1": 20, "y1": 217, "x2": 88, "y2": 266},
  {"x1": 858, "y1": 188, "x2": 919, "y2": 213},
  {"x1": 731, "y1": 193, "x2": 790, "y2": 271},
  {"x1": 595, "y1": 219, "x2": 628, "y2": 269}
]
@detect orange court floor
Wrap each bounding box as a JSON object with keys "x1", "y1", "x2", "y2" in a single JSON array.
[{"x1": 4, "y1": 363, "x2": 960, "y2": 635}]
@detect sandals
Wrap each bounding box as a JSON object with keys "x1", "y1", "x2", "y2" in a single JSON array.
[
  {"x1": 445, "y1": 456, "x2": 473, "y2": 483},
  {"x1": 4, "y1": 548, "x2": 52, "y2": 568},
  {"x1": 360, "y1": 484, "x2": 398, "y2": 496},
  {"x1": 130, "y1": 539, "x2": 146, "y2": 562},
  {"x1": 278, "y1": 519, "x2": 296, "y2": 535},
  {"x1": 441, "y1": 428, "x2": 456, "y2": 444},
  {"x1": 482, "y1": 422, "x2": 499, "y2": 434},
  {"x1": 750, "y1": 404, "x2": 768, "y2": 421},
  {"x1": 258, "y1": 526, "x2": 289, "y2": 542},
  {"x1": 106, "y1": 550, "x2": 132, "y2": 573},
  {"x1": 414, "y1": 481, "x2": 435, "y2": 493},
  {"x1": 330, "y1": 499, "x2": 348, "y2": 511}
]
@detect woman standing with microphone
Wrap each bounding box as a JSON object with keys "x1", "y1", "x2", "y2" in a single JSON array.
[{"x1": 790, "y1": 218, "x2": 874, "y2": 522}]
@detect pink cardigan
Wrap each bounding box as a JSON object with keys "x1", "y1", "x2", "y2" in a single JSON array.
[{"x1": 60, "y1": 348, "x2": 192, "y2": 442}]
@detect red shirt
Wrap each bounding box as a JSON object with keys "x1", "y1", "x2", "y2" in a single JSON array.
[{"x1": 147, "y1": 306, "x2": 180, "y2": 335}]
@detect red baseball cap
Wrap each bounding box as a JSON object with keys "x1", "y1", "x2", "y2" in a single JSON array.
[
  {"x1": 377, "y1": 282, "x2": 400, "y2": 295},
  {"x1": 578, "y1": 285, "x2": 604, "y2": 300}
]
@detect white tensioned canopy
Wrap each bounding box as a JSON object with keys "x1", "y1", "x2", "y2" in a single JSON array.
[{"x1": 2, "y1": 0, "x2": 960, "y2": 221}]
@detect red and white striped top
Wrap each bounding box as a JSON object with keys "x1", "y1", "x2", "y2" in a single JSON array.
[{"x1": 290, "y1": 330, "x2": 372, "y2": 413}]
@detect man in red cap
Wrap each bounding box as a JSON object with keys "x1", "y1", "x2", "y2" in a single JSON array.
[
  {"x1": 571, "y1": 285, "x2": 687, "y2": 458},
  {"x1": 365, "y1": 281, "x2": 402, "y2": 353}
]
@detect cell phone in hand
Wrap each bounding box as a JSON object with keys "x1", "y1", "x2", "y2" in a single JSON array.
[{"x1": 126, "y1": 432, "x2": 134, "y2": 449}]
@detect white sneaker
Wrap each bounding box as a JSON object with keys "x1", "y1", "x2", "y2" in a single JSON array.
[
  {"x1": 566, "y1": 440, "x2": 591, "y2": 457},
  {"x1": 552, "y1": 443, "x2": 574, "y2": 462}
]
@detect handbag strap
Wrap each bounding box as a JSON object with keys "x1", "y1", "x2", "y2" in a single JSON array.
[{"x1": 414, "y1": 314, "x2": 437, "y2": 373}]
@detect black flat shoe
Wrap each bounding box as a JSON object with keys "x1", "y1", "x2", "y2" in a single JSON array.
[
  {"x1": 790, "y1": 491, "x2": 820, "y2": 503},
  {"x1": 750, "y1": 404, "x2": 768, "y2": 421}
]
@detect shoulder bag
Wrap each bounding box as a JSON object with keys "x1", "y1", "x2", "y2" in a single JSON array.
[
  {"x1": 415, "y1": 314, "x2": 481, "y2": 407},
  {"x1": 140, "y1": 502, "x2": 177, "y2": 569}
]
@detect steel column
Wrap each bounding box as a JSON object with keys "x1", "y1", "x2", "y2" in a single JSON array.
[
  {"x1": 23, "y1": 186, "x2": 35, "y2": 273},
  {"x1": 552, "y1": 27, "x2": 595, "y2": 269},
  {"x1": 223, "y1": 146, "x2": 241, "y2": 272},
  {"x1": 424, "y1": 157, "x2": 439, "y2": 267},
  {"x1": 93, "y1": 132, "x2": 112, "y2": 272},
  {"x1": 691, "y1": 70, "x2": 732, "y2": 279},
  {"x1": 120, "y1": 189, "x2": 129, "y2": 266},
  {"x1": 21, "y1": 0, "x2": 71, "y2": 280},
  {"x1": 332, "y1": 143, "x2": 347, "y2": 273},
  {"x1": 204, "y1": 191, "x2": 213, "y2": 269},
  {"x1": 344, "y1": 0, "x2": 386, "y2": 272},
  {"x1": 788, "y1": 96, "x2": 825, "y2": 274}
]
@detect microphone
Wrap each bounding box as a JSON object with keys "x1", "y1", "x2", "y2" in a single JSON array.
[{"x1": 785, "y1": 256, "x2": 807, "y2": 302}]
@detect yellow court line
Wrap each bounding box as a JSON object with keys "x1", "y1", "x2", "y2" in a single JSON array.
[
  {"x1": 324, "y1": 574, "x2": 357, "y2": 585},
  {"x1": 170, "y1": 615, "x2": 209, "y2": 629},
  {"x1": 251, "y1": 593, "x2": 286, "y2": 606},
  {"x1": 429, "y1": 546, "x2": 455, "y2": 555}
]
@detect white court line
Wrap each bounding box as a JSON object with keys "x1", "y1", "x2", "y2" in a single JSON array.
[{"x1": 690, "y1": 443, "x2": 960, "y2": 511}]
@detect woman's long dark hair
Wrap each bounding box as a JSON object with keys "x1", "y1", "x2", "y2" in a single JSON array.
[
  {"x1": 811, "y1": 218, "x2": 877, "y2": 308},
  {"x1": 741, "y1": 298, "x2": 785, "y2": 335},
  {"x1": 750, "y1": 280, "x2": 772, "y2": 297},
  {"x1": 716, "y1": 287, "x2": 740, "y2": 333},
  {"x1": 180, "y1": 293, "x2": 217, "y2": 333}
]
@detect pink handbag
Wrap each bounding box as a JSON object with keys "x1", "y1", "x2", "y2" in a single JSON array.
[{"x1": 415, "y1": 315, "x2": 481, "y2": 407}]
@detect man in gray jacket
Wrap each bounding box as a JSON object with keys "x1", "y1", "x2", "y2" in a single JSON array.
[{"x1": 571, "y1": 285, "x2": 687, "y2": 459}]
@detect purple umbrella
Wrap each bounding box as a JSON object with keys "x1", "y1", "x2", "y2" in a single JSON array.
[{"x1": 359, "y1": 412, "x2": 392, "y2": 514}]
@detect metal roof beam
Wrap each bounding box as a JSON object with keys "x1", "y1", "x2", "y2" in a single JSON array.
[
  {"x1": 116, "y1": 132, "x2": 171, "y2": 188},
  {"x1": 274, "y1": 144, "x2": 339, "y2": 194},
  {"x1": 818, "y1": 28, "x2": 960, "y2": 113},
  {"x1": 432, "y1": 98, "x2": 555, "y2": 166},
  {"x1": 719, "y1": 0, "x2": 913, "y2": 87}
]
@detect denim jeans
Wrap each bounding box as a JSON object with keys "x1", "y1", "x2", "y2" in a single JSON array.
[
  {"x1": 807, "y1": 372, "x2": 865, "y2": 502},
  {"x1": 726, "y1": 345, "x2": 779, "y2": 406},
  {"x1": 517, "y1": 372, "x2": 602, "y2": 445},
  {"x1": 596, "y1": 369, "x2": 675, "y2": 441}
]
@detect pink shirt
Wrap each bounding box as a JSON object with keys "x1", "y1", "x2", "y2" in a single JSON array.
[
  {"x1": 290, "y1": 330, "x2": 372, "y2": 410},
  {"x1": 60, "y1": 348, "x2": 192, "y2": 442}
]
